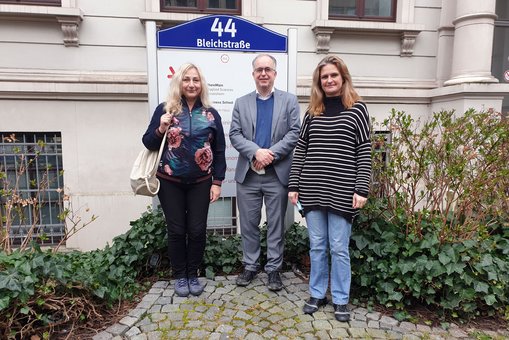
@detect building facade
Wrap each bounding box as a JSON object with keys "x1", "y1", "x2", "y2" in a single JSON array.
[{"x1": 1, "y1": 0, "x2": 508, "y2": 250}]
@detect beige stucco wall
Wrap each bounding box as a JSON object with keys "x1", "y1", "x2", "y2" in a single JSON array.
[{"x1": 1, "y1": 0, "x2": 508, "y2": 250}]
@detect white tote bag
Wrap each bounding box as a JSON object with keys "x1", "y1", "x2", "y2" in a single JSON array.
[{"x1": 130, "y1": 129, "x2": 168, "y2": 196}]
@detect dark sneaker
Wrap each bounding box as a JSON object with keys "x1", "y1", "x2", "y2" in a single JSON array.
[
  {"x1": 302, "y1": 297, "x2": 328, "y2": 314},
  {"x1": 236, "y1": 269, "x2": 257, "y2": 287},
  {"x1": 174, "y1": 278, "x2": 189, "y2": 297},
  {"x1": 188, "y1": 277, "x2": 206, "y2": 296},
  {"x1": 333, "y1": 304, "x2": 350, "y2": 322},
  {"x1": 267, "y1": 271, "x2": 283, "y2": 291}
]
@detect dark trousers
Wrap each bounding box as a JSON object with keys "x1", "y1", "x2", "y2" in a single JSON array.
[{"x1": 158, "y1": 177, "x2": 211, "y2": 279}]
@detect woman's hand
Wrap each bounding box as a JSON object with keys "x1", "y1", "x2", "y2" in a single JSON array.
[
  {"x1": 288, "y1": 191, "x2": 299, "y2": 205},
  {"x1": 352, "y1": 193, "x2": 367, "y2": 209},
  {"x1": 159, "y1": 113, "x2": 173, "y2": 134},
  {"x1": 210, "y1": 184, "x2": 221, "y2": 203}
]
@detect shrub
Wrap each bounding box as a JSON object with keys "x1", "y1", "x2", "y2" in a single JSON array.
[{"x1": 353, "y1": 109, "x2": 509, "y2": 319}]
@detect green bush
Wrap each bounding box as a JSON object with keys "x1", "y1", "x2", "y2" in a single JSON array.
[
  {"x1": 354, "y1": 109, "x2": 509, "y2": 319},
  {"x1": 351, "y1": 209, "x2": 509, "y2": 318},
  {"x1": 0, "y1": 207, "x2": 167, "y2": 338}
]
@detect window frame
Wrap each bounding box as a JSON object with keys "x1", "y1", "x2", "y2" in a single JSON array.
[
  {"x1": 160, "y1": 0, "x2": 241, "y2": 15},
  {"x1": 0, "y1": 132, "x2": 65, "y2": 247},
  {"x1": 0, "y1": 0, "x2": 60, "y2": 5},
  {"x1": 329, "y1": 0, "x2": 397, "y2": 22}
]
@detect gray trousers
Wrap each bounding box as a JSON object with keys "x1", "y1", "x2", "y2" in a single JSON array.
[{"x1": 236, "y1": 167, "x2": 288, "y2": 272}]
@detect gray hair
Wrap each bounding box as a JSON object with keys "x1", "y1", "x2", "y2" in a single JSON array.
[{"x1": 252, "y1": 54, "x2": 277, "y2": 70}]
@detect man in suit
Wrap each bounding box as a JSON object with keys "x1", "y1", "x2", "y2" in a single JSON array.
[{"x1": 229, "y1": 54, "x2": 301, "y2": 291}]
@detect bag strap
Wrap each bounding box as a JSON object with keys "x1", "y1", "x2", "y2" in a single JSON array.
[{"x1": 156, "y1": 127, "x2": 169, "y2": 164}]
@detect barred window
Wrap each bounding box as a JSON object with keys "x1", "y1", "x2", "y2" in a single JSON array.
[
  {"x1": 207, "y1": 197, "x2": 237, "y2": 236},
  {"x1": 0, "y1": 132, "x2": 65, "y2": 246},
  {"x1": 329, "y1": 0, "x2": 396, "y2": 22},
  {"x1": 161, "y1": 0, "x2": 240, "y2": 15},
  {"x1": 371, "y1": 130, "x2": 391, "y2": 197}
]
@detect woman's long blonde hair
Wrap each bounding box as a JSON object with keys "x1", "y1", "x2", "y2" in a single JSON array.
[
  {"x1": 308, "y1": 55, "x2": 361, "y2": 116},
  {"x1": 164, "y1": 63, "x2": 211, "y2": 115}
]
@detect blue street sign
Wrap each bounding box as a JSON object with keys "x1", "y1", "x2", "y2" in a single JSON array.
[{"x1": 157, "y1": 15, "x2": 287, "y2": 52}]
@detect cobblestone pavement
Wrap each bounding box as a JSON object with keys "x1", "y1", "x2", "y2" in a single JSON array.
[{"x1": 93, "y1": 272, "x2": 509, "y2": 340}]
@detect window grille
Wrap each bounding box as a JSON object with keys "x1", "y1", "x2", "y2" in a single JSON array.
[
  {"x1": 371, "y1": 130, "x2": 391, "y2": 197},
  {"x1": 207, "y1": 196, "x2": 237, "y2": 235},
  {"x1": 0, "y1": 132, "x2": 65, "y2": 246}
]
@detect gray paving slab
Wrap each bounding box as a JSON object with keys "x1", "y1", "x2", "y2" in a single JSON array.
[{"x1": 117, "y1": 272, "x2": 508, "y2": 340}]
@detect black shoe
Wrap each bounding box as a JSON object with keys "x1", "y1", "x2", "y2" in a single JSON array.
[
  {"x1": 333, "y1": 304, "x2": 350, "y2": 322},
  {"x1": 303, "y1": 297, "x2": 328, "y2": 314},
  {"x1": 236, "y1": 269, "x2": 256, "y2": 286},
  {"x1": 267, "y1": 271, "x2": 283, "y2": 291}
]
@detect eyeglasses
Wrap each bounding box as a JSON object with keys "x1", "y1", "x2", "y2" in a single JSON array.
[{"x1": 254, "y1": 67, "x2": 275, "y2": 74}]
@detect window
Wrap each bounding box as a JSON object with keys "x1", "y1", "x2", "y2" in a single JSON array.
[
  {"x1": 0, "y1": 0, "x2": 60, "y2": 5},
  {"x1": 207, "y1": 197, "x2": 237, "y2": 235},
  {"x1": 492, "y1": 0, "x2": 509, "y2": 115},
  {"x1": 371, "y1": 130, "x2": 391, "y2": 197},
  {"x1": 161, "y1": 0, "x2": 240, "y2": 14},
  {"x1": 0, "y1": 132, "x2": 65, "y2": 246},
  {"x1": 329, "y1": 0, "x2": 396, "y2": 21}
]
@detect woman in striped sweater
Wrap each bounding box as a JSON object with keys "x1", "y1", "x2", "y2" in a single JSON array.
[{"x1": 288, "y1": 55, "x2": 371, "y2": 322}]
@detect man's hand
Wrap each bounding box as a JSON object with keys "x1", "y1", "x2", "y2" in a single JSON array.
[{"x1": 255, "y1": 148, "x2": 275, "y2": 167}]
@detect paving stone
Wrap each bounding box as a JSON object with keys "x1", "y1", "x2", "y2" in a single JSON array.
[
  {"x1": 449, "y1": 328, "x2": 468, "y2": 338},
  {"x1": 128, "y1": 335, "x2": 147, "y2": 340},
  {"x1": 148, "y1": 305, "x2": 161, "y2": 313},
  {"x1": 152, "y1": 281, "x2": 169, "y2": 289},
  {"x1": 367, "y1": 320, "x2": 380, "y2": 329},
  {"x1": 416, "y1": 324, "x2": 432, "y2": 332},
  {"x1": 350, "y1": 320, "x2": 368, "y2": 328},
  {"x1": 139, "y1": 323, "x2": 158, "y2": 333},
  {"x1": 380, "y1": 315, "x2": 399, "y2": 327},
  {"x1": 190, "y1": 329, "x2": 211, "y2": 338},
  {"x1": 402, "y1": 335, "x2": 421, "y2": 340},
  {"x1": 125, "y1": 326, "x2": 141, "y2": 338},
  {"x1": 92, "y1": 331, "x2": 113, "y2": 340},
  {"x1": 245, "y1": 332, "x2": 264, "y2": 340},
  {"x1": 366, "y1": 328, "x2": 388, "y2": 338},
  {"x1": 316, "y1": 330, "x2": 332, "y2": 339},
  {"x1": 366, "y1": 311, "x2": 382, "y2": 320},
  {"x1": 149, "y1": 313, "x2": 166, "y2": 322},
  {"x1": 128, "y1": 308, "x2": 147, "y2": 319},
  {"x1": 106, "y1": 323, "x2": 129, "y2": 336},
  {"x1": 295, "y1": 321, "x2": 314, "y2": 333},
  {"x1": 146, "y1": 331, "x2": 162, "y2": 340},
  {"x1": 312, "y1": 319, "x2": 333, "y2": 330},
  {"x1": 119, "y1": 316, "x2": 139, "y2": 327},
  {"x1": 161, "y1": 304, "x2": 179, "y2": 313},
  {"x1": 330, "y1": 327, "x2": 349, "y2": 338},
  {"x1": 155, "y1": 296, "x2": 172, "y2": 305},
  {"x1": 400, "y1": 321, "x2": 417, "y2": 332},
  {"x1": 148, "y1": 288, "x2": 164, "y2": 294},
  {"x1": 349, "y1": 327, "x2": 368, "y2": 338},
  {"x1": 215, "y1": 324, "x2": 234, "y2": 333},
  {"x1": 262, "y1": 329, "x2": 278, "y2": 338}
]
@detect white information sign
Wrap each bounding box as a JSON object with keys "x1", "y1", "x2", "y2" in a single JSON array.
[{"x1": 156, "y1": 50, "x2": 288, "y2": 196}]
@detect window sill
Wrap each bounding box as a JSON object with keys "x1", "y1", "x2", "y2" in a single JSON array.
[
  {"x1": 311, "y1": 19, "x2": 424, "y2": 56},
  {"x1": 0, "y1": 4, "x2": 83, "y2": 46}
]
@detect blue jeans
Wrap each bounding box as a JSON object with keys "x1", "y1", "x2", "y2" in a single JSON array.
[{"x1": 306, "y1": 210, "x2": 352, "y2": 305}]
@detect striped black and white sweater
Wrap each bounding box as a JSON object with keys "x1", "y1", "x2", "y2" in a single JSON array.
[{"x1": 288, "y1": 97, "x2": 371, "y2": 222}]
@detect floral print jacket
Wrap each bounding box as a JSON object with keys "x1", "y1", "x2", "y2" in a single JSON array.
[{"x1": 142, "y1": 99, "x2": 226, "y2": 186}]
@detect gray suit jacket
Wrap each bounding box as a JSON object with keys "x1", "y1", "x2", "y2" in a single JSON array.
[{"x1": 229, "y1": 89, "x2": 301, "y2": 185}]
